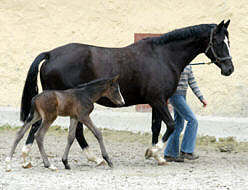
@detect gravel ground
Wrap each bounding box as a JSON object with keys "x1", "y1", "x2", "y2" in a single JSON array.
[{"x1": 0, "y1": 129, "x2": 248, "y2": 190}]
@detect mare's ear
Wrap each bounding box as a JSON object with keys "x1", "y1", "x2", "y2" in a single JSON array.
[
  {"x1": 216, "y1": 20, "x2": 225, "y2": 33},
  {"x1": 224, "y1": 19, "x2": 230, "y2": 29}
]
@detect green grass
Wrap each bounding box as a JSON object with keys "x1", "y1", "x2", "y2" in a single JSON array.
[
  {"x1": 1, "y1": 125, "x2": 247, "y2": 152},
  {"x1": 196, "y1": 135, "x2": 248, "y2": 152},
  {"x1": 0, "y1": 124, "x2": 21, "y2": 131}
]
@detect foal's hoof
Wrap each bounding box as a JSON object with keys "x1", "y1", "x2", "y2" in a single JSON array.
[
  {"x1": 96, "y1": 160, "x2": 107, "y2": 167},
  {"x1": 65, "y1": 165, "x2": 71, "y2": 170},
  {"x1": 22, "y1": 162, "x2": 32, "y2": 169},
  {"x1": 62, "y1": 159, "x2": 70, "y2": 170},
  {"x1": 5, "y1": 168, "x2": 12, "y2": 172},
  {"x1": 5, "y1": 165, "x2": 12, "y2": 172},
  {"x1": 107, "y1": 161, "x2": 114, "y2": 168},
  {"x1": 5, "y1": 157, "x2": 12, "y2": 172},
  {"x1": 145, "y1": 148, "x2": 153, "y2": 159}
]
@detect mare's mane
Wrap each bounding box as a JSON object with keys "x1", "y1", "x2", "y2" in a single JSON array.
[{"x1": 140, "y1": 24, "x2": 216, "y2": 46}]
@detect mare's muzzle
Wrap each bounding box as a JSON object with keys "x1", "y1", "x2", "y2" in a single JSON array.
[{"x1": 220, "y1": 60, "x2": 234, "y2": 76}]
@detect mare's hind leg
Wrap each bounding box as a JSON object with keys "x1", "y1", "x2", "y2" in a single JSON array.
[
  {"x1": 22, "y1": 120, "x2": 42, "y2": 168},
  {"x1": 5, "y1": 113, "x2": 41, "y2": 171},
  {"x1": 35, "y1": 120, "x2": 56, "y2": 170},
  {"x1": 80, "y1": 116, "x2": 113, "y2": 168},
  {"x1": 76, "y1": 122, "x2": 104, "y2": 166},
  {"x1": 62, "y1": 118, "x2": 77, "y2": 169},
  {"x1": 145, "y1": 101, "x2": 174, "y2": 165},
  {"x1": 151, "y1": 108, "x2": 162, "y2": 145}
]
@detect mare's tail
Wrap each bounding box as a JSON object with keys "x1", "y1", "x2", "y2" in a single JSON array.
[{"x1": 20, "y1": 52, "x2": 49, "y2": 122}]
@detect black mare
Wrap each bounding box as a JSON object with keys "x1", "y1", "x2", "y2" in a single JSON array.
[{"x1": 20, "y1": 20, "x2": 233, "y2": 167}]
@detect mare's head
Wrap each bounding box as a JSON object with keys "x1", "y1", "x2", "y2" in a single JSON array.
[
  {"x1": 105, "y1": 75, "x2": 125, "y2": 106},
  {"x1": 205, "y1": 20, "x2": 234, "y2": 76}
]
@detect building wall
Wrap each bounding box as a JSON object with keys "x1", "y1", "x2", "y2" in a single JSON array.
[{"x1": 0, "y1": 0, "x2": 247, "y2": 116}]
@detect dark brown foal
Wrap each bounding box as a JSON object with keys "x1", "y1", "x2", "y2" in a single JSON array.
[{"x1": 6, "y1": 76, "x2": 124, "y2": 171}]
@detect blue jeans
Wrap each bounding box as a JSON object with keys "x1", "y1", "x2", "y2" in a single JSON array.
[{"x1": 164, "y1": 94, "x2": 198, "y2": 158}]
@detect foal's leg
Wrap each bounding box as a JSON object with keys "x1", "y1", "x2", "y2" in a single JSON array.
[
  {"x1": 80, "y1": 116, "x2": 113, "y2": 167},
  {"x1": 5, "y1": 114, "x2": 41, "y2": 171},
  {"x1": 22, "y1": 120, "x2": 42, "y2": 168},
  {"x1": 62, "y1": 118, "x2": 77, "y2": 169},
  {"x1": 76, "y1": 122, "x2": 104, "y2": 165},
  {"x1": 35, "y1": 120, "x2": 56, "y2": 170}
]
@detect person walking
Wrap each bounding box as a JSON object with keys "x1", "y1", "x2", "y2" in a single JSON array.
[{"x1": 164, "y1": 65, "x2": 207, "y2": 162}]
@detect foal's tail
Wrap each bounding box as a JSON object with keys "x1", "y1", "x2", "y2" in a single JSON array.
[
  {"x1": 26, "y1": 98, "x2": 36, "y2": 123},
  {"x1": 20, "y1": 52, "x2": 49, "y2": 122}
]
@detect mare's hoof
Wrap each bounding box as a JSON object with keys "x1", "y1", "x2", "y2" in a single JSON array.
[
  {"x1": 158, "y1": 160, "x2": 168, "y2": 166},
  {"x1": 145, "y1": 148, "x2": 153, "y2": 159},
  {"x1": 48, "y1": 165, "x2": 58, "y2": 171},
  {"x1": 22, "y1": 162, "x2": 32, "y2": 169}
]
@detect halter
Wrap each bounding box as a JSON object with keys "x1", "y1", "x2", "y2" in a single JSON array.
[
  {"x1": 191, "y1": 28, "x2": 232, "y2": 66},
  {"x1": 204, "y1": 28, "x2": 232, "y2": 63}
]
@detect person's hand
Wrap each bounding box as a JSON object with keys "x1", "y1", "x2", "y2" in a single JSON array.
[{"x1": 201, "y1": 99, "x2": 207, "y2": 107}]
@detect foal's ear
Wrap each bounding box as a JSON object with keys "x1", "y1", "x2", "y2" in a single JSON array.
[
  {"x1": 224, "y1": 19, "x2": 230, "y2": 29},
  {"x1": 112, "y1": 75, "x2": 119, "y2": 83}
]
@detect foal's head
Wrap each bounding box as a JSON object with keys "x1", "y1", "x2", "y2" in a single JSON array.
[
  {"x1": 204, "y1": 20, "x2": 234, "y2": 76},
  {"x1": 105, "y1": 75, "x2": 125, "y2": 106}
]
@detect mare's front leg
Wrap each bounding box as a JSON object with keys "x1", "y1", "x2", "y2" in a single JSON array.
[
  {"x1": 151, "y1": 108, "x2": 162, "y2": 145},
  {"x1": 80, "y1": 116, "x2": 113, "y2": 168},
  {"x1": 22, "y1": 120, "x2": 42, "y2": 168},
  {"x1": 62, "y1": 118, "x2": 77, "y2": 169},
  {"x1": 35, "y1": 120, "x2": 57, "y2": 171},
  {"x1": 145, "y1": 101, "x2": 174, "y2": 165}
]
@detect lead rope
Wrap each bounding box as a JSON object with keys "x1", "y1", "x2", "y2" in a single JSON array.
[{"x1": 190, "y1": 61, "x2": 213, "y2": 66}]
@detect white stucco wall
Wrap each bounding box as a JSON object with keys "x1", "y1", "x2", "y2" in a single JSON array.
[{"x1": 0, "y1": 0, "x2": 247, "y2": 116}]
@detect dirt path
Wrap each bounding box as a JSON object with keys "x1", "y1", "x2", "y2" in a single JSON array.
[{"x1": 0, "y1": 129, "x2": 248, "y2": 190}]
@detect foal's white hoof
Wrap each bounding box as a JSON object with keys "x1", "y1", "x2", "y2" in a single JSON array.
[
  {"x1": 5, "y1": 167, "x2": 12, "y2": 172},
  {"x1": 5, "y1": 164, "x2": 12, "y2": 172},
  {"x1": 48, "y1": 165, "x2": 58, "y2": 171},
  {"x1": 5, "y1": 157, "x2": 12, "y2": 172},
  {"x1": 22, "y1": 162, "x2": 32, "y2": 169},
  {"x1": 96, "y1": 160, "x2": 107, "y2": 167}
]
